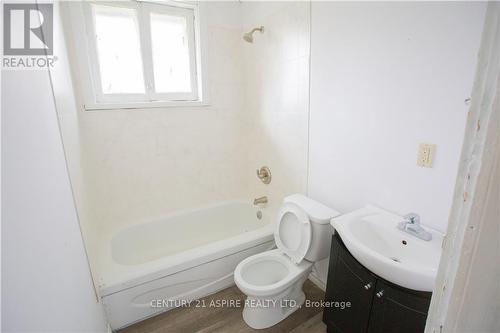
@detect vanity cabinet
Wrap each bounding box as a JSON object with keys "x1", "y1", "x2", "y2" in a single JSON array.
[{"x1": 323, "y1": 234, "x2": 432, "y2": 333}]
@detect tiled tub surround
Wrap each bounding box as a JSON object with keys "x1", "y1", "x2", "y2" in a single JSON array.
[
  {"x1": 242, "y1": 1, "x2": 310, "y2": 216},
  {"x1": 58, "y1": 2, "x2": 311, "y2": 291},
  {"x1": 71, "y1": 4, "x2": 250, "y2": 252}
]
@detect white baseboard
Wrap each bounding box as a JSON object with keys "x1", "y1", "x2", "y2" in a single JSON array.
[{"x1": 308, "y1": 272, "x2": 326, "y2": 291}]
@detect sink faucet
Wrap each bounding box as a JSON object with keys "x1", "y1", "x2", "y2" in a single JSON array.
[
  {"x1": 253, "y1": 196, "x2": 268, "y2": 206},
  {"x1": 397, "y1": 213, "x2": 432, "y2": 241}
]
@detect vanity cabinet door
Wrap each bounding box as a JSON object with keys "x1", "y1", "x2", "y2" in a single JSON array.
[
  {"x1": 323, "y1": 235, "x2": 376, "y2": 333},
  {"x1": 367, "y1": 279, "x2": 431, "y2": 333}
]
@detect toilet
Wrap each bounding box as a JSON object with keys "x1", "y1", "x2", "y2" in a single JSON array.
[{"x1": 234, "y1": 194, "x2": 340, "y2": 329}]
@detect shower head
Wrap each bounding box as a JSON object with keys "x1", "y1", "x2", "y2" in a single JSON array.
[
  {"x1": 243, "y1": 26, "x2": 264, "y2": 43},
  {"x1": 243, "y1": 32, "x2": 253, "y2": 43}
]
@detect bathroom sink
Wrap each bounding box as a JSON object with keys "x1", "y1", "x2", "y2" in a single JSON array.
[{"x1": 331, "y1": 206, "x2": 443, "y2": 292}]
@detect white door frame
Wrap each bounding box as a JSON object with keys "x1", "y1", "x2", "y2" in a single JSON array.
[{"x1": 425, "y1": 3, "x2": 500, "y2": 332}]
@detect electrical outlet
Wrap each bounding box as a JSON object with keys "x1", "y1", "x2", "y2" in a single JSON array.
[{"x1": 417, "y1": 143, "x2": 436, "y2": 168}]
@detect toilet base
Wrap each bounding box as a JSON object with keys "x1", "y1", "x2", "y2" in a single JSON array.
[{"x1": 241, "y1": 275, "x2": 308, "y2": 329}]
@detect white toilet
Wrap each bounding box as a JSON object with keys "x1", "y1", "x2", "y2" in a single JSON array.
[{"x1": 234, "y1": 194, "x2": 340, "y2": 329}]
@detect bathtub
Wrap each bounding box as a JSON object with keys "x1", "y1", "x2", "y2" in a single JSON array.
[{"x1": 99, "y1": 201, "x2": 275, "y2": 330}]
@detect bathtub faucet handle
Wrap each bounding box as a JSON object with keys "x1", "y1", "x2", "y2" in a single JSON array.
[
  {"x1": 256, "y1": 166, "x2": 271, "y2": 184},
  {"x1": 253, "y1": 196, "x2": 268, "y2": 206}
]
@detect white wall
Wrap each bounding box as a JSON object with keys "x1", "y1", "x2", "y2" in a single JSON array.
[
  {"x1": 308, "y1": 2, "x2": 486, "y2": 283},
  {"x1": 53, "y1": 0, "x2": 102, "y2": 280},
  {"x1": 1, "y1": 64, "x2": 108, "y2": 332}
]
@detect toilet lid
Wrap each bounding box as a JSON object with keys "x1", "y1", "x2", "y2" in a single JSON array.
[{"x1": 274, "y1": 202, "x2": 311, "y2": 264}]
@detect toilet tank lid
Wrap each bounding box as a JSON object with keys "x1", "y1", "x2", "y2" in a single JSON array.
[{"x1": 283, "y1": 194, "x2": 340, "y2": 224}]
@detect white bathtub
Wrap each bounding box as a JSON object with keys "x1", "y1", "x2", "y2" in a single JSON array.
[{"x1": 99, "y1": 201, "x2": 275, "y2": 330}]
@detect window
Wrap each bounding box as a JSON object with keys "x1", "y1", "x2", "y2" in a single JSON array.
[{"x1": 84, "y1": 1, "x2": 199, "y2": 105}]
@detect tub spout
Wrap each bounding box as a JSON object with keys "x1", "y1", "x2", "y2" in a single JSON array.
[{"x1": 253, "y1": 196, "x2": 268, "y2": 205}]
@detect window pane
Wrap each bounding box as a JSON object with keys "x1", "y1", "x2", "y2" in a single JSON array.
[
  {"x1": 92, "y1": 5, "x2": 145, "y2": 94},
  {"x1": 150, "y1": 12, "x2": 192, "y2": 93}
]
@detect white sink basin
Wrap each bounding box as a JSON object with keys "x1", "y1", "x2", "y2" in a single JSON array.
[{"x1": 331, "y1": 206, "x2": 443, "y2": 292}]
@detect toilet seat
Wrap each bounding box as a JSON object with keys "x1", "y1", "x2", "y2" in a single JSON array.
[
  {"x1": 234, "y1": 202, "x2": 315, "y2": 297},
  {"x1": 275, "y1": 202, "x2": 312, "y2": 264},
  {"x1": 234, "y1": 194, "x2": 341, "y2": 329},
  {"x1": 234, "y1": 249, "x2": 313, "y2": 297}
]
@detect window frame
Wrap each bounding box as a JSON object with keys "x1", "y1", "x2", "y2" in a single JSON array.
[
  {"x1": 143, "y1": 2, "x2": 198, "y2": 102},
  {"x1": 82, "y1": 0, "x2": 201, "y2": 107}
]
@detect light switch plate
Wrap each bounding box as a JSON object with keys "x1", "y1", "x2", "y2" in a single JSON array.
[{"x1": 417, "y1": 143, "x2": 436, "y2": 168}]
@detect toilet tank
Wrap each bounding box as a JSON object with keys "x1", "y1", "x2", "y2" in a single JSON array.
[{"x1": 283, "y1": 194, "x2": 341, "y2": 262}]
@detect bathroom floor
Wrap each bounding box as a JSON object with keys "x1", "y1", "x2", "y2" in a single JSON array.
[{"x1": 118, "y1": 280, "x2": 326, "y2": 333}]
